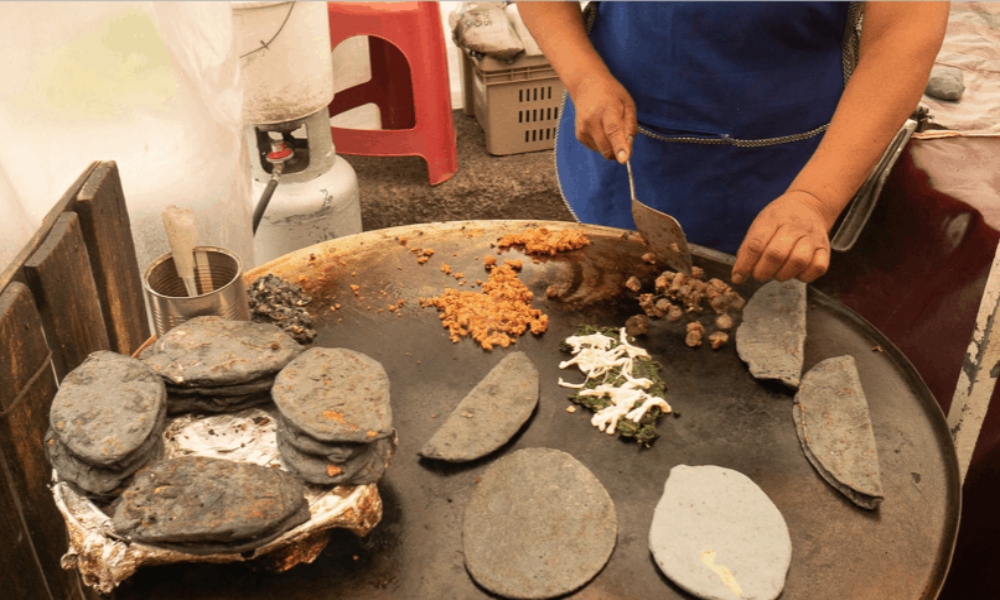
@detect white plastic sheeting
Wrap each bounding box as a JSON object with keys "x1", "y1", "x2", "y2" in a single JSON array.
[
  {"x1": 0, "y1": 164, "x2": 37, "y2": 272},
  {"x1": 916, "y1": 2, "x2": 1000, "y2": 138},
  {"x1": 0, "y1": 2, "x2": 253, "y2": 274}
]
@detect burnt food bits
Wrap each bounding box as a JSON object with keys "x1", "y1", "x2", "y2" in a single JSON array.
[
  {"x1": 46, "y1": 351, "x2": 166, "y2": 496},
  {"x1": 112, "y1": 456, "x2": 310, "y2": 554},
  {"x1": 272, "y1": 348, "x2": 396, "y2": 486},
  {"x1": 247, "y1": 274, "x2": 317, "y2": 344},
  {"x1": 141, "y1": 316, "x2": 302, "y2": 414}
]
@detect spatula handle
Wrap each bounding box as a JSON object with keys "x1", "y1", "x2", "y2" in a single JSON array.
[{"x1": 626, "y1": 159, "x2": 637, "y2": 202}]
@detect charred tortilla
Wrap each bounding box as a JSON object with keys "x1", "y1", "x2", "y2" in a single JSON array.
[
  {"x1": 50, "y1": 351, "x2": 166, "y2": 467},
  {"x1": 112, "y1": 456, "x2": 310, "y2": 553},
  {"x1": 45, "y1": 427, "x2": 164, "y2": 497},
  {"x1": 793, "y1": 355, "x2": 884, "y2": 509},
  {"x1": 142, "y1": 316, "x2": 302, "y2": 387},
  {"x1": 276, "y1": 432, "x2": 396, "y2": 486},
  {"x1": 271, "y1": 347, "x2": 393, "y2": 443}
]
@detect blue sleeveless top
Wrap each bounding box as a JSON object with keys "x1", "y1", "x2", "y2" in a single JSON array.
[{"x1": 555, "y1": 2, "x2": 851, "y2": 254}]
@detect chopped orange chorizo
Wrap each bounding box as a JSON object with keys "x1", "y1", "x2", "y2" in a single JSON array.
[
  {"x1": 423, "y1": 264, "x2": 548, "y2": 351},
  {"x1": 496, "y1": 227, "x2": 590, "y2": 256}
]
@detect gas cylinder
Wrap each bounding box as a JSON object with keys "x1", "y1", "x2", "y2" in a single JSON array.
[{"x1": 234, "y1": 1, "x2": 362, "y2": 267}]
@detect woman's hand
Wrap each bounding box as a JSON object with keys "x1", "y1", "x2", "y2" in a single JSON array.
[
  {"x1": 731, "y1": 190, "x2": 834, "y2": 284},
  {"x1": 569, "y1": 73, "x2": 638, "y2": 164},
  {"x1": 730, "y1": 2, "x2": 948, "y2": 285},
  {"x1": 518, "y1": 2, "x2": 637, "y2": 163}
]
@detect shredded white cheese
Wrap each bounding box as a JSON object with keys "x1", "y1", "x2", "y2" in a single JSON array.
[{"x1": 559, "y1": 328, "x2": 671, "y2": 434}]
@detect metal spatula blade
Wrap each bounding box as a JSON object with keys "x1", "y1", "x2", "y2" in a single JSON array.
[{"x1": 627, "y1": 160, "x2": 693, "y2": 274}]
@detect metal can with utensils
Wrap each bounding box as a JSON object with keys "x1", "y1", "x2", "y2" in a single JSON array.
[{"x1": 143, "y1": 246, "x2": 250, "y2": 337}]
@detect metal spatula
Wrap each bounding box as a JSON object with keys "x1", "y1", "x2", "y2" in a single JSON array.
[{"x1": 627, "y1": 159, "x2": 693, "y2": 274}]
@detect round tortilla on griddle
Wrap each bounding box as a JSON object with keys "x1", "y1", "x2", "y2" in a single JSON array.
[
  {"x1": 49, "y1": 351, "x2": 166, "y2": 467},
  {"x1": 463, "y1": 448, "x2": 617, "y2": 599},
  {"x1": 112, "y1": 456, "x2": 310, "y2": 547},
  {"x1": 142, "y1": 316, "x2": 302, "y2": 387},
  {"x1": 271, "y1": 347, "x2": 392, "y2": 443},
  {"x1": 649, "y1": 465, "x2": 791, "y2": 600}
]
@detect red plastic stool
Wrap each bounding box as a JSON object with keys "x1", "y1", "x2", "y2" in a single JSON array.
[{"x1": 327, "y1": 2, "x2": 458, "y2": 186}]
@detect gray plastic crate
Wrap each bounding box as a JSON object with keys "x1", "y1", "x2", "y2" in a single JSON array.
[{"x1": 461, "y1": 50, "x2": 566, "y2": 156}]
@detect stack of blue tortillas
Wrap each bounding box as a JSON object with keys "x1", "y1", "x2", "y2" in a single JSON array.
[
  {"x1": 463, "y1": 448, "x2": 617, "y2": 599},
  {"x1": 420, "y1": 351, "x2": 538, "y2": 462},
  {"x1": 112, "y1": 455, "x2": 310, "y2": 554},
  {"x1": 272, "y1": 347, "x2": 396, "y2": 486},
  {"x1": 141, "y1": 316, "x2": 302, "y2": 414},
  {"x1": 736, "y1": 280, "x2": 807, "y2": 388},
  {"x1": 649, "y1": 465, "x2": 792, "y2": 600},
  {"x1": 45, "y1": 351, "x2": 166, "y2": 497},
  {"x1": 794, "y1": 355, "x2": 884, "y2": 509}
]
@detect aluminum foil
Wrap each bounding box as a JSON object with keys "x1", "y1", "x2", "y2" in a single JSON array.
[{"x1": 51, "y1": 406, "x2": 383, "y2": 594}]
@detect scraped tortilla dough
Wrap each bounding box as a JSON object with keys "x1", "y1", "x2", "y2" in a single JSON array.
[
  {"x1": 649, "y1": 465, "x2": 791, "y2": 600},
  {"x1": 793, "y1": 355, "x2": 884, "y2": 509},
  {"x1": 736, "y1": 279, "x2": 807, "y2": 388}
]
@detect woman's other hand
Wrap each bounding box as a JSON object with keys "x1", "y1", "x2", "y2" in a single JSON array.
[
  {"x1": 518, "y1": 2, "x2": 637, "y2": 163},
  {"x1": 731, "y1": 190, "x2": 834, "y2": 284}
]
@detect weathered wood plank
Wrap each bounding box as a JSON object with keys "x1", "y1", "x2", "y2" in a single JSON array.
[
  {"x1": 23, "y1": 212, "x2": 110, "y2": 379},
  {"x1": 74, "y1": 162, "x2": 150, "y2": 356},
  {"x1": 0, "y1": 282, "x2": 87, "y2": 599},
  {"x1": 0, "y1": 451, "x2": 52, "y2": 600},
  {"x1": 0, "y1": 283, "x2": 50, "y2": 411}
]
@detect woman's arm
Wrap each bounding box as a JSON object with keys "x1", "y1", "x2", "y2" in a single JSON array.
[
  {"x1": 732, "y1": 2, "x2": 950, "y2": 283},
  {"x1": 519, "y1": 2, "x2": 637, "y2": 163}
]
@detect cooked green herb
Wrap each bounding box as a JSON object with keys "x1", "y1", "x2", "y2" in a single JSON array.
[{"x1": 560, "y1": 325, "x2": 669, "y2": 447}]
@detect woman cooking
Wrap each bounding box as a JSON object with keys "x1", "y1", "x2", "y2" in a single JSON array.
[{"x1": 518, "y1": 2, "x2": 948, "y2": 284}]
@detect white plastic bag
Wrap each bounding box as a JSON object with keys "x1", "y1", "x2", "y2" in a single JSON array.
[
  {"x1": 452, "y1": 2, "x2": 525, "y2": 62},
  {"x1": 0, "y1": 1, "x2": 253, "y2": 273},
  {"x1": 504, "y1": 4, "x2": 543, "y2": 57}
]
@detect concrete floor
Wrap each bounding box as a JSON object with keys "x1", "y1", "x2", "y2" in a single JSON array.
[{"x1": 344, "y1": 110, "x2": 575, "y2": 231}]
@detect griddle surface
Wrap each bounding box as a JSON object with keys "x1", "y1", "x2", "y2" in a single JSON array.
[{"x1": 116, "y1": 221, "x2": 959, "y2": 600}]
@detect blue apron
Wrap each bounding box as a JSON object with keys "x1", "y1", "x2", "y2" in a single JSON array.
[{"x1": 555, "y1": 2, "x2": 851, "y2": 254}]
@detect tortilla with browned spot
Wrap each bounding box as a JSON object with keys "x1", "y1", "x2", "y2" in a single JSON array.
[
  {"x1": 276, "y1": 432, "x2": 396, "y2": 486},
  {"x1": 271, "y1": 347, "x2": 393, "y2": 443},
  {"x1": 649, "y1": 465, "x2": 792, "y2": 600}
]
